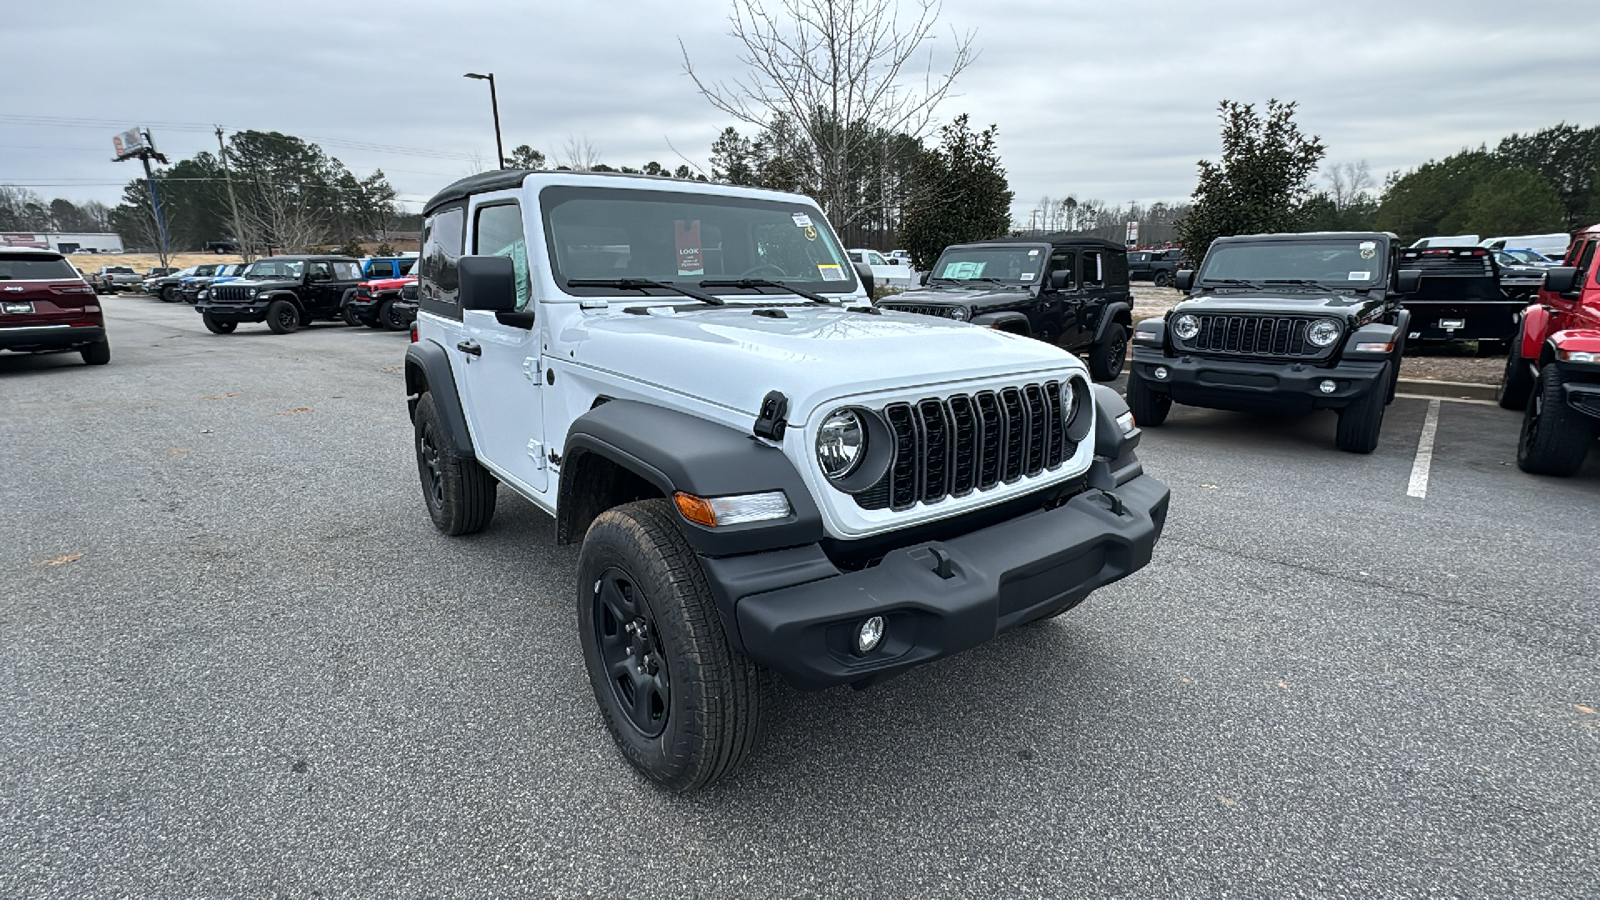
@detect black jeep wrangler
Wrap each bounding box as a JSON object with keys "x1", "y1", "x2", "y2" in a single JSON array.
[
  {"x1": 194, "y1": 255, "x2": 364, "y2": 334},
  {"x1": 878, "y1": 235, "x2": 1134, "y2": 381},
  {"x1": 1128, "y1": 231, "x2": 1416, "y2": 454}
]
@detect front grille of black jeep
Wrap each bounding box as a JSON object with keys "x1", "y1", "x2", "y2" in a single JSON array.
[
  {"x1": 853, "y1": 381, "x2": 1074, "y2": 512},
  {"x1": 1184, "y1": 314, "x2": 1324, "y2": 358},
  {"x1": 880, "y1": 303, "x2": 961, "y2": 320},
  {"x1": 212, "y1": 285, "x2": 254, "y2": 304}
]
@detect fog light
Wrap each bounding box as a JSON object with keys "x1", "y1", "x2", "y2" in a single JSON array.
[
  {"x1": 857, "y1": 616, "x2": 885, "y2": 654},
  {"x1": 1154, "y1": 366, "x2": 1170, "y2": 380},
  {"x1": 1319, "y1": 380, "x2": 1337, "y2": 394}
]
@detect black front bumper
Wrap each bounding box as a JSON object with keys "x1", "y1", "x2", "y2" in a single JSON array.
[
  {"x1": 1403, "y1": 300, "x2": 1523, "y2": 342},
  {"x1": 706, "y1": 473, "x2": 1169, "y2": 690},
  {"x1": 0, "y1": 324, "x2": 105, "y2": 351},
  {"x1": 195, "y1": 301, "x2": 266, "y2": 322},
  {"x1": 1131, "y1": 345, "x2": 1387, "y2": 413}
]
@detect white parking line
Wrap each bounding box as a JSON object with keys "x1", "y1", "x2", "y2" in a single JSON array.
[{"x1": 1407, "y1": 399, "x2": 1441, "y2": 499}]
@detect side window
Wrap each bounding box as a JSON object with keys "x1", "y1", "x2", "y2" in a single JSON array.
[
  {"x1": 1080, "y1": 251, "x2": 1104, "y2": 287},
  {"x1": 1573, "y1": 240, "x2": 1596, "y2": 287},
  {"x1": 473, "y1": 202, "x2": 531, "y2": 310},
  {"x1": 307, "y1": 261, "x2": 333, "y2": 281},
  {"x1": 1048, "y1": 250, "x2": 1075, "y2": 289},
  {"x1": 420, "y1": 205, "x2": 465, "y2": 307},
  {"x1": 333, "y1": 261, "x2": 361, "y2": 281},
  {"x1": 398, "y1": 258, "x2": 416, "y2": 276}
]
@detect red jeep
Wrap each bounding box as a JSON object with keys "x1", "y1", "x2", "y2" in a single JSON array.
[
  {"x1": 1497, "y1": 222, "x2": 1600, "y2": 476},
  {"x1": 341, "y1": 274, "x2": 416, "y2": 331},
  {"x1": 0, "y1": 249, "x2": 111, "y2": 366}
]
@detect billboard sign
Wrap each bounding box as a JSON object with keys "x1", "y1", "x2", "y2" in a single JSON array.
[
  {"x1": 112, "y1": 128, "x2": 147, "y2": 160},
  {"x1": 1125, "y1": 221, "x2": 1140, "y2": 247}
]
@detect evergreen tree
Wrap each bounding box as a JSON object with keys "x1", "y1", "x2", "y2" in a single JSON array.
[{"x1": 898, "y1": 115, "x2": 1013, "y2": 270}]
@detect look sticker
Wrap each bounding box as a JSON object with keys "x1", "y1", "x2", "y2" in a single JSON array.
[{"x1": 675, "y1": 219, "x2": 704, "y2": 276}]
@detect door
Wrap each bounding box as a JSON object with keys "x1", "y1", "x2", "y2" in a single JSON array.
[
  {"x1": 304, "y1": 260, "x2": 340, "y2": 313},
  {"x1": 456, "y1": 194, "x2": 547, "y2": 495},
  {"x1": 1045, "y1": 249, "x2": 1079, "y2": 345},
  {"x1": 1074, "y1": 249, "x2": 1109, "y2": 348}
]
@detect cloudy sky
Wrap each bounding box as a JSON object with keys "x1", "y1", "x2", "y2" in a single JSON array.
[{"x1": 4, "y1": 0, "x2": 1597, "y2": 225}]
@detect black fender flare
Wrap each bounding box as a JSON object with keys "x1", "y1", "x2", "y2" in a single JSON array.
[
  {"x1": 258, "y1": 289, "x2": 303, "y2": 313},
  {"x1": 1093, "y1": 302, "x2": 1133, "y2": 344},
  {"x1": 559, "y1": 399, "x2": 825, "y2": 557},
  {"x1": 403, "y1": 339, "x2": 475, "y2": 459},
  {"x1": 970, "y1": 310, "x2": 1031, "y2": 335}
]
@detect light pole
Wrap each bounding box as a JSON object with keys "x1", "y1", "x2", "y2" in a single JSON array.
[{"x1": 464, "y1": 72, "x2": 504, "y2": 169}]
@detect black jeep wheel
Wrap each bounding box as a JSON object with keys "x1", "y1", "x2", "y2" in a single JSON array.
[
  {"x1": 577, "y1": 499, "x2": 769, "y2": 792},
  {"x1": 1153, "y1": 270, "x2": 1172, "y2": 288},
  {"x1": 1517, "y1": 364, "x2": 1596, "y2": 477},
  {"x1": 161, "y1": 285, "x2": 180, "y2": 303},
  {"x1": 201, "y1": 312, "x2": 236, "y2": 334},
  {"x1": 1498, "y1": 330, "x2": 1535, "y2": 411},
  {"x1": 1088, "y1": 323, "x2": 1128, "y2": 382},
  {"x1": 413, "y1": 392, "x2": 496, "y2": 534},
  {"x1": 1335, "y1": 371, "x2": 1387, "y2": 454},
  {"x1": 1126, "y1": 370, "x2": 1171, "y2": 426},
  {"x1": 265, "y1": 298, "x2": 301, "y2": 334},
  {"x1": 80, "y1": 339, "x2": 111, "y2": 366},
  {"x1": 379, "y1": 299, "x2": 407, "y2": 331},
  {"x1": 341, "y1": 302, "x2": 364, "y2": 327}
]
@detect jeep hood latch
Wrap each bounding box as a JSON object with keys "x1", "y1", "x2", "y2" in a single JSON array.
[{"x1": 753, "y1": 391, "x2": 789, "y2": 441}]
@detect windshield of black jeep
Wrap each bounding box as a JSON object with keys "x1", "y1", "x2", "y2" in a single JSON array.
[
  {"x1": 1199, "y1": 239, "x2": 1385, "y2": 287},
  {"x1": 242, "y1": 260, "x2": 305, "y2": 279},
  {"x1": 542, "y1": 186, "x2": 856, "y2": 297},
  {"x1": 930, "y1": 246, "x2": 1044, "y2": 285}
]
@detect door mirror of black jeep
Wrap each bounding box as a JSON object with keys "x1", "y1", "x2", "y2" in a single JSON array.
[
  {"x1": 918, "y1": 270, "x2": 930, "y2": 286},
  {"x1": 1174, "y1": 269, "x2": 1194, "y2": 291},
  {"x1": 459, "y1": 255, "x2": 519, "y2": 312},
  {"x1": 1049, "y1": 270, "x2": 1072, "y2": 291},
  {"x1": 852, "y1": 262, "x2": 875, "y2": 297},
  {"x1": 1543, "y1": 266, "x2": 1578, "y2": 294},
  {"x1": 1395, "y1": 269, "x2": 1421, "y2": 294}
]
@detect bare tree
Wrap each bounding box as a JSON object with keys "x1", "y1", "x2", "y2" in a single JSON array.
[
  {"x1": 244, "y1": 180, "x2": 326, "y2": 254},
  {"x1": 682, "y1": 0, "x2": 976, "y2": 227},
  {"x1": 556, "y1": 135, "x2": 603, "y2": 172},
  {"x1": 1326, "y1": 160, "x2": 1374, "y2": 211}
]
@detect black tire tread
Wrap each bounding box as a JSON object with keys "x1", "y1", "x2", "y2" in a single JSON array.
[
  {"x1": 1498, "y1": 329, "x2": 1535, "y2": 411},
  {"x1": 1517, "y1": 365, "x2": 1596, "y2": 476},
  {"x1": 1335, "y1": 370, "x2": 1387, "y2": 454},
  {"x1": 414, "y1": 392, "x2": 496, "y2": 535},
  {"x1": 266, "y1": 298, "x2": 300, "y2": 334},
  {"x1": 1088, "y1": 322, "x2": 1128, "y2": 382},
  {"x1": 80, "y1": 340, "x2": 111, "y2": 366},
  {"x1": 1126, "y1": 370, "x2": 1171, "y2": 427}
]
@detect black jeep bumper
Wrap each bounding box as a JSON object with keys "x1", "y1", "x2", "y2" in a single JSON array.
[
  {"x1": 195, "y1": 301, "x2": 266, "y2": 323},
  {"x1": 705, "y1": 473, "x2": 1169, "y2": 691},
  {"x1": 0, "y1": 324, "x2": 105, "y2": 351},
  {"x1": 1131, "y1": 346, "x2": 1387, "y2": 414}
]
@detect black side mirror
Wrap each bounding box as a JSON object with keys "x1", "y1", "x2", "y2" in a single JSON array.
[
  {"x1": 1174, "y1": 270, "x2": 1194, "y2": 291},
  {"x1": 1395, "y1": 269, "x2": 1421, "y2": 293},
  {"x1": 852, "y1": 262, "x2": 875, "y2": 296},
  {"x1": 918, "y1": 270, "x2": 930, "y2": 287},
  {"x1": 459, "y1": 255, "x2": 519, "y2": 312},
  {"x1": 1049, "y1": 270, "x2": 1072, "y2": 291},
  {"x1": 1543, "y1": 266, "x2": 1578, "y2": 294}
]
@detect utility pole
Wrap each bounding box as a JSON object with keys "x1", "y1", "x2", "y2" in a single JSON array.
[
  {"x1": 464, "y1": 72, "x2": 505, "y2": 169},
  {"x1": 215, "y1": 126, "x2": 252, "y2": 263}
]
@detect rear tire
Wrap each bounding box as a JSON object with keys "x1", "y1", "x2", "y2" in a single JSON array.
[
  {"x1": 265, "y1": 298, "x2": 300, "y2": 334},
  {"x1": 1516, "y1": 364, "x2": 1596, "y2": 477},
  {"x1": 201, "y1": 313, "x2": 236, "y2": 334},
  {"x1": 577, "y1": 499, "x2": 769, "y2": 792},
  {"x1": 1088, "y1": 323, "x2": 1128, "y2": 382},
  {"x1": 1153, "y1": 271, "x2": 1172, "y2": 288},
  {"x1": 1335, "y1": 372, "x2": 1388, "y2": 454},
  {"x1": 413, "y1": 392, "x2": 496, "y2": 535},
  {"x1": 1498, "y1": 329, "x2": 1535, "y2": 411},
  {"x1": 80, "y1": 339, "x2": 111, "y2": 366},
  {"x1": 1126, "y1": 370, "x2": 1171, "y2": 427}
]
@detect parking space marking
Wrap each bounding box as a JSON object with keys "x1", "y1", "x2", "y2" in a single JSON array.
[{"x1": 1407, "y1": 399, "x2": 1441, "y2": 499}]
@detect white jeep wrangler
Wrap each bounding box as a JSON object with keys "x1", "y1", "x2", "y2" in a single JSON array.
[{"x1": 405, "y1": 171, "x2": 1170, "y2": 791}]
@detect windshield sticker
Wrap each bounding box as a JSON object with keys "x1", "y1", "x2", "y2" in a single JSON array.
[
  {"x1": 1359, "y1": 241, "x2": 1377, "y2": 259},
  {"x1": 1348, "y1": 271, "x2": 1371, "y2": 280},
  {"x1": 1028, "y1": 249, "x2": 1040, "y2": 256},
  {"x1": 675, "y1": 220, "x2": 704, "y2": 276},
  {"x1": 804, "y1": 226, "x2": 818, "y2": 242},
  {"x1": 817, "y1": 263, "x2": 846, "y2": 281},
  {"x1": 791, "y1": 213, "x2": 812, "y2": 227},
  {"x1": 1020, "y1": 272, "x2": 1035, "y2": 281},
  {"x1": 941, "y1": 261, "x2": 986, "y2": 279}
]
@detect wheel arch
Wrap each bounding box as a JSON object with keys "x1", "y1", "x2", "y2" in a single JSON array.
[
  {"x1": 403, "y1": 339, "x2": 475, "y2": 458},
  {"x1": 1094, "y1": 302, "x2": 1134, "y2": 343}
]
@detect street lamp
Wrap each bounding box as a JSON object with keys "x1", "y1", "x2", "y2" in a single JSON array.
[{"x1": 464, "y1": 72, "x2": 504, "y2": 170}]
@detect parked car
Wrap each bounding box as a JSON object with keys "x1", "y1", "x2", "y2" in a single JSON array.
[
  {"x1": 1496, "y1": 221, "x2": 1600, "y2": 476},
  {"x1": 1127, "y1": 248, "x2": 1185, "y2": 287},
  {"x1": 1129, "y1": 231, "x2": 1414, "y2": 454},
  {"x1": 144, "y1": 267, "x2": 179, "y2": 279},
  {"x1": 877, "y1": 235, "x2": 1133, "y2": 381},
  {"x1": 89, "y1": 265, "x2": 140, "y2": 294},
  {"x1": 342, "y1": 273, "x2": 416, "y2": 330},
  {"x1": 1499, "y1": 247, "x2": 1558, "y2": 267},
  {"x1": 1494, "y1": 250, "x2": 1551, "y2": 301},
  {"x1": 1409, "y1": 235, "x2": 1480, "y2": 249},
  {"x1": 146, "y1": 264, "x2": 224, "y2": 302},
  {"x1": 194, "y1": 255, "x2": 364, "y2": 334},
  {"x1": 846, "y1": 248, "x2": 913, "y2": 290},
  {"x1": 360, "y1": 256, "x2": 417, "y2": 280},
  {"x1": 178, "y1": 263, "x2": 249, "y2": 304},
  {"x1": 393, "y1": 279, "x2": 419, "y2": 327},
  {"x1": 1480, "y1": 233, "x2": 1571, "y2": 262},
  {"x1": 0, "y1": 248, "x2": 111, "y2": 365}
]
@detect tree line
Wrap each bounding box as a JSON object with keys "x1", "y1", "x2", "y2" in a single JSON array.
[{"x1": 0, "y1": 186, "x2": 113, "y2": 234}]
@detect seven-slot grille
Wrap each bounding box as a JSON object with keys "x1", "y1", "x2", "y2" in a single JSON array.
[
  {"x1": 211, "y1": 284, "x2": 255, "y2": 304},
  {"x1": 854, "y1": 381, "x2": 1075, "y2": 512},
  {"x1": 881, "y1": 303, "x2": 962, "y2": 319},
  {"x1": 1184, "y1": 314, "x2": 1323, "y2": 357}
]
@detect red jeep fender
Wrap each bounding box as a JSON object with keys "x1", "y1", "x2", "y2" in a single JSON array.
[{"x1": 1518, "y1": 303, "x2": 1552, "y2": 360}]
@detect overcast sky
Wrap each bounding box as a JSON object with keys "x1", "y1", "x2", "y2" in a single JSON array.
[{"x1": 4, "y1": 0, "x2": 1598, "y2": 226}]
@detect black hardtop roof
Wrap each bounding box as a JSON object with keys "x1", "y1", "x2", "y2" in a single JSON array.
[
  {"x1": 947, "y1": 233, "x2": 1127, "y2": 252},
  {"x1": 422, "y1": 169, "x2": 799, "y2": 216},
  {"x1": 252, "y1": 254, "x2": 360, "y2": 263},
  {"x1": 1213, "y1": 231, "x2": 1399, "y2": 244}
]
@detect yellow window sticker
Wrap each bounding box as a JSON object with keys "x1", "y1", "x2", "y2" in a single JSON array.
[{"x1": 817, "y1": 263, "x2": 846, "y2": 281}]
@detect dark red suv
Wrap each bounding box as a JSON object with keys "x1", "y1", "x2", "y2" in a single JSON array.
[{"x1": 0, "y1": 249, "x2": 111, "y2": 366}]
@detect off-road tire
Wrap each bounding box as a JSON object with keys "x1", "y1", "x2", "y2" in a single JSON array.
[
  {"x1": 341, "y1": 302, "x2": 364, "y2": 327},
  {"x1": 413, "y1": 391, "x2": 496, "y2": 534},
  {"x1": 80, "y1": 339, "x2": 111, "y2": 366},
  {"x1": 265, "y1": 298, "x2": 300, "y2": 334},
  {"x1": 1126, "y1": 370, "x2": 1171, "y2": 426},
  {"x1": 1498, "y1": 331, "x2": 1535, "y2": 411},
  {"x1": 1335, "y1": 373, "x2": 1387, "y2": 454},
  {"x1": 161, "y1": 285, "x2": 180, "y2": 303},
  {"x1": 379, "y1": 299, "x2": 406, "y2": 331},
  {"x1": 1088, "y1": 323, "x2": 1128, "y2": 382},
  {"x1": 1517, "y1": 364, "x2": 1596, "y2": 477},
  {"x1": 1153, "y1": 270, "x2": 1172, "y2": 288},
  {"x1": 201, "y1": 313, "x2": 236, "y2": 334},
  {"x1": 577, "y1": 499, "x2": 769, "y2": 792}
]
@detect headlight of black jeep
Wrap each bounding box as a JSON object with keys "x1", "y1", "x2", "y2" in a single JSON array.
[
  {"x1": 1172, "y1": 313, "x2": 1200, "y2": 340},
  {"x1": 1308, "y1": 318, "x2": 1341, "y2": 348},
  {"x1": 817, "y1": 408, "x2": 865, "y2": 479},
  {"x1": 949, "y1": 307, "x2": 970, "y2": 322}
]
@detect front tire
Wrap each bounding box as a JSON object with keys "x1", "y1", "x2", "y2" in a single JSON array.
[
  {"x1": 341, "y1": 302, "x2": 364, "y2": 327},
  {"x1": 577, "y1": 499, "x2": 769, "y2": 792},
  {"x1": 1088, "y1": 323, "x2": 1128, "y2": 382},
  {"x1": 379, "y1": 298, "x2": 406, "y2": 331},
  {"x1": 80, "y1": 339, "x2": 111, "y2": 366},
  {"x1": 201, "y1": 312, "x2": 236, "y2": 334},
  {"x1": 413, "y1": 392, "x2": 496, "y2": 534},
  {"x1": 1126, "y1": 370, "x2": 1171, "y2": 426},
  {"x1": 1517, "y1": 364, "x2": 1596, "y2": 477},
  {"x1": 1153, "y1": 271, "x2": 1172, "y2": 288},
  {"x1": 265, "y1": 298, "x2": 300, "y2": 334},
  {"x1": 1335, "y1": 373, "x2": 1388, "y2": 454},
  {"x1": 161, "y1": 285, "x2": 180, "y2": 303}
]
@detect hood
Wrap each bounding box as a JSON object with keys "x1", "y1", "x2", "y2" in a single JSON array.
[
  {"x1": 881, "y1": 284, "x2": 1033, "y2": 310},
  {"x1": 223, "y1": 277, "x2": 297, "y2": 290},
  {"x1": 568, "y1": 304, "x2": 1078, "y2": 418},
  {"x1": 363, "y1": 275, "x2": 417, "y2": 290},
  {"x1": 1174, "y1": 289, "x2": 1383, "y2": 320}
]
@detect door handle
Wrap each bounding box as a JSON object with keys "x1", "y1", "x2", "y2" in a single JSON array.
[{"x1": 457, "y1": 340, "x2": 482, "y2": 356}]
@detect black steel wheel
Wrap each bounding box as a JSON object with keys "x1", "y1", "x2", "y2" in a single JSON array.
[
  {"x1": 1088, "y1": 323, "x2": 1128, "y2": 382},
  {"x1": 379, "y1": 298, "x2": 407, "y2": 331},
  {"x1": 161, "y1": 285, "x2": 180, "y2": 303},
  {"x1": 341, "y1": 302, "x2": 364, "y2": 327},
  {"x1": 1153, "y1": 270, "x2": 1172, "y2": 288},
  {"x1": 412, "y1": 392, "x2": 496, "y2": 534},
  {"x1": 591, "y1": 566, "x2": 671, "y2": 738},
  {"x1": 265, "y1": 298, "x2": 301, "y2": 334}
]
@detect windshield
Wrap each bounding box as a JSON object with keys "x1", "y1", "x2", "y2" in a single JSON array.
[
  {"x1": 243, "y1": 259, "x2": 305, "y2": 279},
  {"x1": 542, "y1": 186, "x2": 856, "y2": 296},
  {"x1": 1199, "y1": 238, "x2": 1385, "y2": 286},
  {"x1": 0, "y1": 252, "x2": 77, "y2": 280},
  {"x1": 931, "y1": 245, "x2": 1045, "y2": 285}
]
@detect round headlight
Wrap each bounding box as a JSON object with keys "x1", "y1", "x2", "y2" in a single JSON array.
[
  {"x1": 1308, "y1": 318, "x2": 1341, "y2": 348},
  {"x1": 1172, "y1": 314, "x2": 1200, "y2": 340},
  {"x1": 816, "y1": 409, "x2": 865, "y2": 479},
  {"x1": 1060, "y1": 378, "x2": 1078, "y2": 426},
  {"x1": 949, "y1": 306, "x2": 970, "y2": 322}
]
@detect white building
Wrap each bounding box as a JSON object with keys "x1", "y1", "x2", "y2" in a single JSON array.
[{"x1": 0, "y1": 232, "x2": 126, "y2": 254}]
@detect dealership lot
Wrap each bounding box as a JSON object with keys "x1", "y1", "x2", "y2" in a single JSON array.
[{"x1": 3, "y1": 298, "x2": 1597, "y2": 898}]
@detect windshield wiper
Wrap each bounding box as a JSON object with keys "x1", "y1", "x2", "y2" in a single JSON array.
[
  {"x1": 1263, "y1": 279, "x2": 1330, "y2": 288},
  {"x1": 698, "y1": 278, "x2": 830, "y2": 304},
  {"x1": 1204, "y1": 278, "x2": 1259, "y2": 287},
  {"x1": 567, "y1": 278, "x2": 724, "y2": 306}
]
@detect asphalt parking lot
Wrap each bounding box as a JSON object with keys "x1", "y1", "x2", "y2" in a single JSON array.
[{"x1": 3, "y1": 296, "x2": 1598, "y2": 899}]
